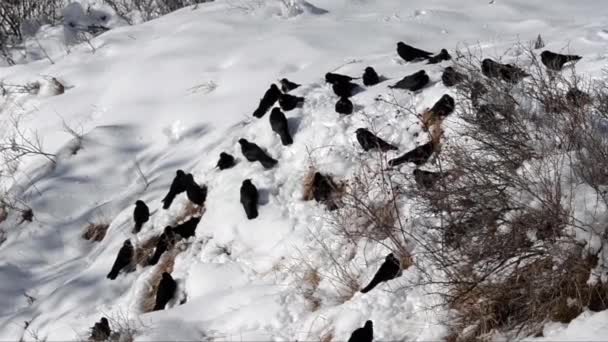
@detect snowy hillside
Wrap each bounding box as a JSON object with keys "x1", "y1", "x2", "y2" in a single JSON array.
[{"x1": 0, "y1": 0, "x2": 608, "y2": 341}]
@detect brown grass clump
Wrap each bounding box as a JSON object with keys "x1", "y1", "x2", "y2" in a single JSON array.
[
  {"x1": 82, "y1": 223, "x2": 110, "y2": 242},
  {"x1": 302, "y1": 167, "x2": 317, "y2": 201},
  {"x1": 301, "y1": 268, "x2": 322, "y2": 311}
]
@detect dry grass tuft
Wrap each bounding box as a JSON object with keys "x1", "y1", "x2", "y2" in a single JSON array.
[
  {"x1": 82, "y1": 223, "x2": 110, "y2": 242},
  {"x1": 302, "y1": 167, "x2": 317, "y2": 201}
]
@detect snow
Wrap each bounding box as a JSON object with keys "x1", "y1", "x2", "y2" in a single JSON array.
[{"x1": 0, "y1": 0, "x2": 607, "y2": 341}]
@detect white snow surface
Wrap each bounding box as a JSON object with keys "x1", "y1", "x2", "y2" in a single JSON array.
[{"x1": 0, "y1": 0, "x2": 607, "y2": 340}]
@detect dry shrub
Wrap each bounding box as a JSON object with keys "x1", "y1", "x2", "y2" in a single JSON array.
[
  {"x1": 407, "y1": 46, "x2": 608, "y2": 339},
  {"x1": 302, "y1": 167, "x2": 317, "y2": 201},
  {"x1": 320, "y1": 330, "x2": 334, "y2": 342},
  {"x1": 300, "y1": 267, "x2": 322, "y2": 311},
  {"x1": 82, "y1": 223, "x2": 110, "y2": 242}
]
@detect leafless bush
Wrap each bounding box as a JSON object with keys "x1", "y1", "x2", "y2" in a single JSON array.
[
  {"x1": 0, "y1": 0, "x2": 62, "y2": 44},
  {"x1": 103, "y1": 0, "x2": 213, "y2": 24},
  {"x1": 405, "y1": 47, "x2": 608, "y2": 339}
]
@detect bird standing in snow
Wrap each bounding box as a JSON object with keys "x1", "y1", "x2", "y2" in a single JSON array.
[
  {"x1": 132, "y1": 200, "x2": 149, "y2": 234},
  {"x1": 161, "y1": 170, "x2": 188, "y2": 210},
  {"x1": 216, "y1": 152, "x2": 236, "y2": 170},
  {"x1": 90, "y1": 317, "x2": 111, "y2": 341},
  {"x1": 441, "y1": 67, "x2": 465, "y2": 87},
  {"x1": 362, "y1": 67, "x2": 380, "y2": 86},
  {"x1": 279, "y1": 93, "x2": 305, "y2": 111},
  {"x1": 540, "y1": 50, "x2": 582, "y2": 71},
  {"x1": 389, "y1": 70, "x2": 429, "y2": 92},
  {"x1": 335, "y1": 97, "x2": 354, "y2": 115},
  {"x1": 355, "y1": 128, "x2": 398, "y2": 152},
  {"x1": 481, "y1": 58, "x2": 528, "y2": 83},
  {"x1": 396, "y1": 42, "x2": 433, "y2": 62},
  {"x1": 107, "y1": 239, "x2": 134, "y2": 280},
  {"x1": 270, "y1": 108, "x2": 293, "y2": 145},
  {"x1": 240, "y1": 179, "x2": 259, "y2": 220},
  {"x1": 312, "y1": 172, "x2": 339, "y2": 210},
  {"x1": 149, "y1": 226, "x2": 176, "y2": 266},
  {"x1": 185, "y1": 174, "x2": 207, "y2": 207},
  {"x1": 427, "y1": 49, "x2": 452, "y2": 64},
  {"x1": 348, "y1": 320, "x2": 374, "y2": 342},
  {"x1": 153, "y1": 272, "x2": 177, "y2": 311},
  {"x1": 332, "y1": 81, "x2": 359, "y2": 98},
  {"x1": 238, "y1": 139, "x2": 278, "y2": 169},
  {"x1": 388, "y1": 140, "x2": 435, "y2": 167},
  {"x1": 360, "y1": 253, "x2": 401, "y2": 293},
  {"x1": 253, "y1": 84, "x2": 281, "y2": 118},
  {"x1": 172, "y1": 216, "x2": 201, "y2": 239}
]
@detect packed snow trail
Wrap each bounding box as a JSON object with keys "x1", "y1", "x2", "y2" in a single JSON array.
[{"x1": 0, "y1": 0, "x2": 607, "y2": 340}]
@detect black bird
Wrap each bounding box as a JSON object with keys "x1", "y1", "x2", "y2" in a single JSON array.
[
  {"x1": 279, "y1": 93, "x2": 305, "y2": 111},
  {"x1": 441, "y1": 67, "x2": 465, "y2": 87},
  {"x1": 335, "y1": 97, "x2": 354, "y2": 115},
  {"x1": 149, "y1": 226, "x2": 175, "y2": 266},
  {"x1": 397, "y1": 42, "x2": 433, "y2": 62},
  {"x1": 360, "y1": 253, "x2": 401, "y2": 293},
  {"x1": 481, "y1": 58, "x2": 528, "y2": 83},
  {"x1": 470, "y1": 81, "x2": 487, "y2": 108},
  {"x1": 541, "y1": 50, "x2": 582, "y2": 71},
  {"x1": 566, "y1": 87, "x2": 591, "y2": 107},
  {"x1": 325, "y1": 72, "x2": 357, "y2": 85},
  {"x1": 185, "y1": 174, "x2": 207, "y2": 206},
  {"x1": 280, "y1": 78, "x2": 300, "y2": 93},
  {"x1": 430, "y1": 94, "x2": 455, "y2": 118},
  {"x1": 363, "y1": 67, "x2": 380, "y2": 86},
  {"x1": 348, "y1": 320, "x2": 373, "y2": 342},
  {"x1": 172, "y1": 216, "x2": 201, "y2": 239},
  {"x1": 253, "y1": 84, "x2": 281, "y2": 118},
  {"x1": 132, "y1": 200, "x2": 149, "y2": 234},
  {"x1": 162, "y1": 170, "x2": 188, "y2": 210},
  {"x1": 312, "y1": 172, "x2": 338, "y2": 210},
  {"x1": 427, "y1": 49, "x2": 452, "y2": 64},
  {"x1": 153, "y1": 272, "x2": 177, "y2": 311},
  {"x1": 388, "y1": 70, "x2": 429, "y2": 92},
  {"x1": 332, "y1": 81, "x2": 359, "y2": 98},
  {"x1": 388, "y1": 141, "x2": 434, "y2": 167},
  {"x1": 238, "y1": 139, "x2": 278, "y2": 169},
  {"x1": 90, "y1": 317, "x2": 111, "y2": 341},
  {"x1": 356, "y1": 128, "x2": 398, "y2": 152},
  {"x1": 217, "y1": 152, "x2": 236, "y2": 170},
  {"x1": 107, "y1": 239, "x2": 134, "y2": 280},
  {"x1": 269, "y1": 108, "x2": 293, "y2": 145},
  {"x1": 413, "y1": 169, "x2": 444, "y2": 189},
  {"x1": 240, "y1": 179, "x2": 259, "y2": 220}
]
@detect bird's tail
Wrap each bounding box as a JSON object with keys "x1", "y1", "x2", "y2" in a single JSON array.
[
  {"x1": 107, "y1": 270, "x2": 118, "y2": 280},
  {"x1": 149, "y1": 249, "x2": 162, "y2": 266},
  {"x1": 569, "y1": 55, "x2": 583, "y2": 62},
  {"x1": 260, "y1": 156, "x2": 278, "y2": 169},
  {"x1": 360, "y1": 278, "x2": 380, "y2": 294},
  {"x1": 280, "y1": 132, "x2": 293, "y2": 146},
  {"x1": 381, "y1": 142, "x2": 398, "y2": 151},
  {"x1": 388, "y1": 155, "x2": 407, "y2": 167},
  {"x1": 162, "y1": 192, "x2": 175, "y2": 210},
  {"x1": 132, "y1": 222, "x2": 142, "y2": 234},
  {"x1": 245, "y1": 204, "x2": 259, "y2": 220}
]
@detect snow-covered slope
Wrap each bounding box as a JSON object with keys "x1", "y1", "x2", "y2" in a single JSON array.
[{"x1": 0, "y1": 0, "x2": 607, "y2": 340}]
